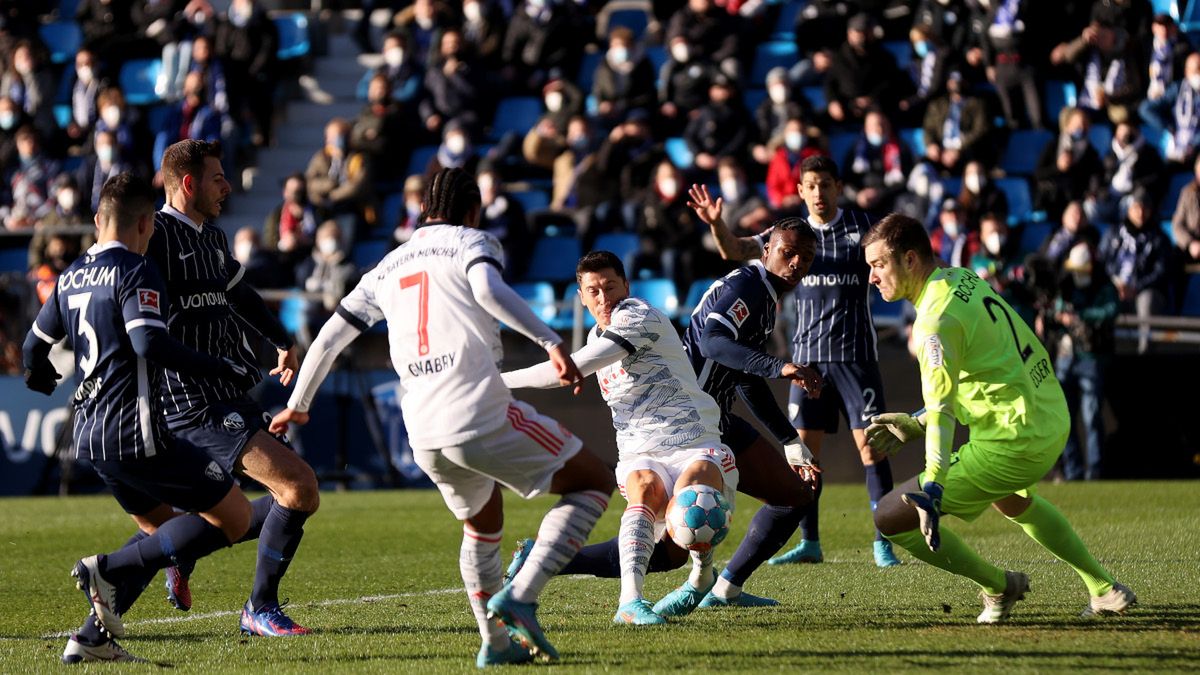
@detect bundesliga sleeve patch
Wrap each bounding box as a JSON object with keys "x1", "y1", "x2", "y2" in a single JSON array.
[
  {"x1": 137, "y1": 289, "x2": 161, "y2": 315},
  {"x1": 727, "y1": 298, "x2": 751, "y2": 327},
  {"x1": 924, "y1": 334, "x2": 944, "y2": 367}
]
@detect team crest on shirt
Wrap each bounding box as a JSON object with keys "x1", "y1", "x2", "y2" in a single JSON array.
[
  {"x1": 925, "y1": 334, "x2": 944, "y2": 367},
  {"x1": 204, "y1": 461, "x2": 224, "y2": 481},
  {"x1": 137, "y1": 289, "x2": 161, "y2": 314},
  {"x1": 847, "y1": 231, "x2": 861, "y2": 245},
  {"x1": 223, "y1": 412, "x2": 246, "y2": 431},
  {"x1": 727, "y1": 298, "x2": 751, "y2": 327}
]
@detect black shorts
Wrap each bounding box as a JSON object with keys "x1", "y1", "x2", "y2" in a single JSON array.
[
  {"x1": 170, "y1": 396, "x2": 291, "y2": 474},
  {"x1": 788, "y1": 361, "x2": 886, "y2": 433},
  {"x1": 92, "y1": 438, "x2": 235, "y2": 516},
  {"x1": 721, "y1": 414, "x2": 763, "y2": 457}
]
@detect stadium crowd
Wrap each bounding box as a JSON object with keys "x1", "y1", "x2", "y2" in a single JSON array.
[{"x1": 2, "y1": 0, "x2": 1200, "y2": 481}]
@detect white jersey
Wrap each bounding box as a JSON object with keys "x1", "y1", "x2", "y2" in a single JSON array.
[
  {"x1": 590, "y1": 298, "x2": 725, "y2": 459},
  {"x1": 337, "y1": 225, "x2": 513, "y2": 450}
]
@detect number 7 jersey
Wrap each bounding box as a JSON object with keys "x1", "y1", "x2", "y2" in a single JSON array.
[{"x1": 335, "y1": 225, "x2": 515, "y2": 451}]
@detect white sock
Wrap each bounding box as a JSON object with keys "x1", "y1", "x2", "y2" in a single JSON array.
[
  {"x1": 687, "y1": 549, "x2": 715, "y2": 590},
  {"x1": 459, "y1": 526, "x2": 508, "y2": 650},
  {"x1": 618, "y1": 504, "x2": 656, "y2": 605},
  {"x1": 511, "y1": 490, "x2": 609, "y2": 603},
  {"x1": 712, "y1": 572, "x2": 741, "y2": 600}
]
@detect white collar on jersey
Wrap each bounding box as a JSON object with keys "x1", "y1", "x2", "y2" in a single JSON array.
[
  {"x1": 161, "y1": 204, "x2": 203, "y2": 231},
  {"x1": 749, "y1": 259, "x2": 779, "y2": 304},
  {"x1": 85, "y1": 241, "x2": 129, "y2": 255},
  {"x1": 807, "y1": 208, "x2": 842, "y2": 230}
]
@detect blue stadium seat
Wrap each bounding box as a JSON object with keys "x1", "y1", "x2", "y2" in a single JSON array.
[
  {"x1": 630, "y1": 278, "x2": 680, "y2": 318},
  {"x1": 594, "y1": 232, "x2": 639, "y2": 273},
  {"x1": 380, "y1": 192, "x2": 404, "y2": 229},
  {"x1": 577, "y1": 50, "x2": 603, "y2": 94},
  {"x1": 750, "y1": 41, "x2": 798, "y2": 85},
  {"x1": 61, "y1": 155, "x2": 83, "y2": 174},
  {"x1": 39, "y1": 21, "x2": 81, "y2": 65},
  {"x1": 1000, "y1": 129, "x2": 1053, "y2": 176},
  {"x1": 526, "y1": 236, "x2": 581, "y2": 282},
  {"x1": 53, "y1": 104, "x2": 71, "y2": 129},
  {"x1": 352, "y1": 239, "x2": 391, "y2": 270},
  {"x1": 646, "y1": 46, "x2": 668, "y2": 87},
  {"x1": 1089, "y1": 123, "x2": 1113, "y2": 155},
  {"x1": 1017, "y1": 222, "x2": 1052, "y2": 256},
  {"x1": 801, "y1": 86, "x2": 826, "y2": 111},
  {"x1": 491, "y1": 97, "x2": 542, "y2": 141},
  {"x1": 510, "y1": 189, "x2": 549, "y2": 213},
  {"x1": 995, "y1": 177, "x2": 1034, "y2": 224},
  {"x1": 119, "y1": 59, "x2": 164, "y2": 106},
  {"x1": 743, "y1": 88, "x2": 767, "y2": 114},
  {"x1": 1181, "y1": 274, "x2": 1200, "y2": 316},
  {"x1": 0, "y1": 248, "x2": 26, "y2": 273},
  {"x1": 827, "y1": 130, "x2": 858, "y2": 165},
  {"x1": 679, "y1": 277, "x2": 716, "y2": 326},
  {"x1": 1043, "y1": 80, "x2": 1077, "y2": 124},
  {"x1": 882, "y1": 41, "x2": 912, "y2": 71},
  {"x1": 407, "y1": 145, "x2": 437, "y2": 177},
  {"x1": 898, "y1": 128, "x2": 925, "y2": 158},
  {"x1": 772, "y1": 1, "x2": 803, "y2": 40},
  {"x1": 606, "y1": 7, "x2": 650, "y2": 41},
  {"x1": 1153, "y1": 0, "x2": 1178, "y2": 20},
  {"x1": 1162, "y1": 219, "x2": 1176, "y2": 245},
  {"x1": 356, "y1": 70, "x2": 374, "y2": 100},
  {"x1": 510, "y1": 282, "x2": 557, "y2": 324},
  {"x1": 665, "y1": 137, "x2": 694, "y2": 169},
  {"x1": 58, "y1": 0, "x2": 81, "y2": 19},
  {"x1": 550, "y1": 283, "x2": 596, "y2": 330},
  {"x1": 940, "y1": 176, "x2": 963, "y2": 199},
  {"x1": 275, "y1": 13, "x2": 311, "y2": 60},
  {"x1": 279, "y1": 292, "x2": 306, "y2": 335},
  {"x1": 1161, "y1": 172, "x2": 1191, "y2": 218}
]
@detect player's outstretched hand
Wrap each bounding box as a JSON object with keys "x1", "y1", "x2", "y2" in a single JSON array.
[
  {"x1": 270, "y1": 347, "x2": 300, "y2": 387},
  {"x1": 548, "y1": 344, "x2": 584, "y2": 394},
  {"x1": 24, "y1": 364, "x2": 61, "y2": 395},
  {"x1": 784, "y1": 439, "x2": 821, "y2": 487},
  {"x1": 269, "y1": 408, "x2": 310, "y2": 435},
  {"x1": 686, "y1": 184, "x2": 724, "y2": 226},
  {"x1": 865, "y1": 412, "x2": 925, "y2": 456},
  {"x1": 901, "y1": 481, "x2": 943, "y2": 552},
  {"x1": 781, "y1": 363, "x2": 822, "y2": 398}
]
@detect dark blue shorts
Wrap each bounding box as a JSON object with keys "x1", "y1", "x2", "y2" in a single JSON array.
[
  {"x1": 721, "y1": 414, "x2": 763, "y2": 457},
  {"x1": 92, "y1": 438, "x2": 235, "y2": 516},
  {"x1": 788, "y1": 361, "x2": 886, "y2": 433},
  {"x1": 169, "y1": 396, "x2": 291, "y2": 474}
]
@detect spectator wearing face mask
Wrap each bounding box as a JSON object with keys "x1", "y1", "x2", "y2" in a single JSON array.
[
  {"x1": 427, "y1": 120, "x2": 479, "y2": 179},
  {"x1": 231, "y1": 226, "x2": 286, "y2": 289},
  {"x1": 1, "y1": 126, "x2": 61, "y2": 230},
  {"x1": 393, "y1": 174, "x2": 426, "y2": 244},
  {"x1": 684, "y1": 73, "x2": 750, "y2": 173},
  {"x1": 153, "y1": 71, "x2": 225, "y2": 182},
  {"x1": 717, "y1": 157, "x2": 771, "y2": 235},
  {"x1": 1141, "y1": 53, "x2": 1200, "y2": 165},
  {"x1": 843, "y1": 108, "x2": 911, "y2": 212},
  {"x1": 392, "y1": 0, "x2": 453, "y2": 70},
  {"x1": 1086, "y1": 122, "x2": 1164, "y2": 225},
  {"x1": 898, "y1": 23, "x2": 950, "y2": 124},
  {"x1": 922, "y1": 70, "x2": 991, "y2": 174},
  {"x1": 375, "y1": 32, "x2": 422, "y2": 104},
  {"x1": 593, "y1": 27, "x2": 658, "y2": 129},
  {"x1": 1170, "y1": 153, "x2": 1200, "y2": 263},
  {"x1": 94, "y1": 87, "x2": 138, "y2": 164},
  {"x1": 1099, "y1": 189, "x2": 1171, "y2": 354},
  {"x1": 65, "y1": 50, "x2": 101, "y2": 150},
  {"x1": 297, "y1": 220, "x2": 361, "y2": 343},
  {"x1": 523, "y1": 78, "x2": 584, "y2": 169},
  {"x1": 214, "y1": 0, "x2": 279, "y2": 146},
  {"x1": 957, "y1": 160, "x2": 1008, "y2": 227},
  {"x1": 1046, "y1": 242, "x2": 1117, "y2": 481},
  {"x1": 188, "y1": 35, "x2": 230, "y2": 115},
  {"x1": 460, "y1": 0, "x2": 505, "y2": 64},
  {"x1": 637, "y1": 159, "x2": 716, "y2": 294},
  {"x1": 353, "y1": 73, "x2": 409, "y2": 187},
  {"x1": 970, "y1": 212, "x2": 1018, "y2": 293},
  {"x1": 1, "y1": 39, "x2": 55, "y2": 138},
  {"x1": 419, "y1": 28, "x2": 482, "y2": 140},
  {"x1": 1035, "y1": 106, "x2": 1103, "y2": 220},
  {"x1": 1041, "y1": 200, "x2": 1101, "y2": 270},
  {"x1": 551, "y1": 116, "x2": 609, "y2": 229},
  {"x1": 77, "y1": 130, "x2": 133, "y2": 216},
  {"x1": 501, "y1": 0, "x2": 584, "y2": 93},
  {"x1": 264, "y1": 173, "x2": 318, "y2": 264},
  {"x1": 29, "y1": 175, "x2": 95, "y2": 271},
  {"x1": 752, "y1": 67, "x2": 808, "y2": 166},
  {"x1": 658, "y1": 35, "x2": 716, "y2": 134},
  {"x1": 477, "y1": 169, "x2": 532, "y2": 279},
  {"x1": 765, "y1": 116, "x2": 824, "y2": 209},
  {"x1": 0, "y1": 96, "x2": 30, "y2": 169},
  {"x1": 665, "y1": 0, "x2": 742, "y2": 80},
  {"x1": 306, "y1": 118, "x2": 374, "y2": 245},
  {"x1": 930, "y1": 197, "x2": 980, "y2": 268}
]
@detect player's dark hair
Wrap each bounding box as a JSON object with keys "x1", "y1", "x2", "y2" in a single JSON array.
[
  {"x1": 161, "y1": 139, "x2": 222, "y2": 197},
  {"x1": 800, "y1": 155, "x2": 839, "y2": 182},
  {"x1": 576, "y1": 251, "x2": 626, "y2": 282},
  {"x1": 770, "y1": 217, "x2": 817, "y2": 247},
  {"x1": 862, "y1": 213, "x2": 934, "y2": 262},
  {"x1": 422, "y1": 167, "x2": 482, "y2": 225},
  {"x1": 98, "y1": 172, "x2": 157, "y2": 231}
]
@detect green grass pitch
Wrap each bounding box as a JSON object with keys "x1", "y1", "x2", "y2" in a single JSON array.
[{"x1": 1, "y1": 482, "x2": 1198, "y2": 672}]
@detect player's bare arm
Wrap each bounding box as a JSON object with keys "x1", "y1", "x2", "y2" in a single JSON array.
[{"x1": 687, "y1": 184, "x2": 762, "y2": 262}]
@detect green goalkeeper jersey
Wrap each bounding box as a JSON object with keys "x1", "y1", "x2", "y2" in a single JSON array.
[{"x1": 911, "y1": 267, "x2": 1070, "y2": 485}]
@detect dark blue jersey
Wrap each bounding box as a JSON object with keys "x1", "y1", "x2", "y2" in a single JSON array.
[
  {"x1": 757, "y1": 208, "x2": 879, "y2": 363},
  {"x1": 147, "y1": 206, "x2": 263, "y2": 422},
  {"x1": 30, "y1": 242, "x2": 173, "y2": 460}
]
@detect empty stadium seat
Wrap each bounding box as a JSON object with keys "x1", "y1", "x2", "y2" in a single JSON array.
[
  {"x1": 772, "y1": 1, "x2": 803, "y2": 40},
  {"x1": 577, "y1": 50, "x2": 603, "y2": 94},
  {"x1": 827, "y1": 130, "x2": 858, "y2": 165},
  {"x1": 1043, "y1": 80, "x2": 1077, "y2": 124},
  {"x1": 510, "y1": 190, "x2": 550, "y2": 213},
  {"x1": 119, "y1": 59, "x2": 164, "y2": 106},
  {"x1": 352, "y1": 239, "x2": 391, "y2": 270},
  {"x1": 1000, "y1": 129, "x2": 1053, "y2": 176},
  {"x1": 0, "y1": 248, "x2": 26, "y2": 273},
  {"x1": 646, "y1": 46, "x2": 668, "y2": 87},
  {"x1": 882, "y1": 41, "x2": 912, "y2": 71},
  {"x1": 605, "y1": 7, "x2": 650, "y2": 41},
  {"x1": 550, "y1": 283, "x2": 596, "y2": 330},
  {"x1": 510, "y1": 282, "x2": 558, "y2": 323},
  {"x1": 1182, "y1": 274, "x2": 1200, "y2": 317},
  {"x1": 1089, "y1": 123, "x2": 1113, "y2": 155},
  {"x1": 491, "y1": 97, "x2": 542, "y2": 141},
  {"x1": 750, "y1": 41, "x2": 798, "y2": 85},
  {"x1": 995, "y1": 177, "x2": 1035, "y2": 224},
  {"x1": 898, "y1": 128, "x2": 925, "y2": 158},
  {"x1": 526, "y1": 236, "x2": 582, "y2": 282},
  {"x1": 801, "y1": 86, "x2": 826, "y2": 111},
  {"x1": 39, "y1": 21, "x2": 81, "y2": 65},
  {"x1": 407, "y1": 145, "x2": 437, "y2": 177},
  {"x1": 665, "y1": 137, "x2": 694, "y2": 169},
  {"x1": 630, "y1": 278, "x2": 679, "y2": 318},
  {"x1": 679, "y1": 277, "x2": 716, "y2": 326},
  {"x1": 1161, "y1": 172, "x2": 1191, "y2": 218},
  {"x1": 274, "y1": 13, "x2": 311, "y2": 60},
  {"x1": 1162, "y1": 219, "x2": 1176, "y2": 245},
  {"x1": 380, "y1": 192, "x2": 404, "y2": 230},
  {"x1": 743, "y1": 88, "x2": 767, "y2": 114},
  {"x1": 593, "y1": 233, "x2": 640, "y2": 273},
  {"x1": 1017, "y1": 222, "x2": 1052, "y2": 256},
  {"x1": 53, "y1": 104, "x2": 71, "y2": 129}
]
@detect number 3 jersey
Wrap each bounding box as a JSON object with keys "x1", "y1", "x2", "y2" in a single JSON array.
[
  {"x1": 30, "y1": 242, "x2": 173, "y2": 460},
  {"x1": 335, "y1": 225, "x2": 515, "y2": 451}
]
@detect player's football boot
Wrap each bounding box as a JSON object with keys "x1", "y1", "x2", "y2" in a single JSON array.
[
  {"x1": 652, "y1": 578, "x2": 716, "y2": 617},
  {"x1": 165, "y1": 566, "x2": 192, "y2": 612},
  {"x1": 502, "y1": 538, "x2": 534, "y2": 586},
  {"x1": 476, "y1": 637, "x2": 534, "y2": 668},
  {"x1": 977, "y1": 570, "x2": 1031, "y2": 624},
  {"x1": 486, "y1": 586, "x2": 559, "y2": 661},
  {"x1": 873, "y1": 540, "x2": 901, "y2": 568},
  {"x1": 612, "y1": 598, "x2": 667, "y2": 625},
  {"x1": 1081, "y1": 582, "x2": 1137, "y2": 618},
  {"x1": 697, "y1": 590, "x2": 780, "y2": 608},
  {"x1": 71, "y1": 555, "x2": 125, "y2": 637},
  {"x1": 62, "y1": 634, "x2": 146, "y2": 664},
  {"x1": 767, "y1": 539, "x2": 823, "y2": 565},
  {"x1": 239, "y1": 600, "x2": 312, "y2": 636}
]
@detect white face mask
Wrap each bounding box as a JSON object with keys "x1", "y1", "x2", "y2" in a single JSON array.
[
  {"x1": 446, "y1": 134, "x2": 466, "y2": 155},
  {"x1": 609, "y1": 47, "x2": 629, "y2": 65},
  {"x1": 659, "y1": 178, "x2": 678, "y2": 199},
  {"x1": 942, "y1": 219, "x2": 959, "y2": 239},
  {"x1": 784, "y1": 131, "x2": 804, "y2": 152},
  {"x1": 101, "y1": 106, "x2": 122, "y2": 128},
  {"x1": 545, "y1": 91, "x2": 563, "y2": 112},
  {"x1": 1188, "y1": 74, "x2": 1200, "y2": 90},
  {"x1": 1072, "y1": 271, "x2": 1091, "y2": 287},
  {"x1": 866, "y1": 132, "x2": 884, "y2": 147},
  {"x1": 77, "y1": 66, "x2": 94, "y2": 83},
  {"x1": 384, "y1": 48, "x2": 404, "y2": 68},
  {"x1": 464, "y1": 1, "x2": 482, "y2": 21},
  {"x1": 768, "y1": 84, "x2": 788, "y2": 104},
  {"x1": 14, "y1": 59, "x2": 32, "y2": 76},
  {"x1": 97, "y1": 145, "x2": 114, "y2": 165},
  {"x1": 317, "y1": 238, "x2": 339, "y2": 255},
  {"x1": 58, "y1": 190, "x2": 77, "y2": 211},
  {"x1": 0, "y1": 112, "x2": 13, "y2": 130},
  {"x1": 234, "y1": 241, "x2": 254, "y2": 263},
  {"x1": 720, "y1": 179, "x2": 741, "y2": 202},
  {"x1": 965, "y1": 173, "x2": 983, "y2": 194},
  {"x1": 670, "y1": 43, "x2": 689, "y2": 62},
  {"x1": 983, "y1": 232, "x2": 1005, "y2": 255},
  {"x1": 415, "y1": 15, "x2": 434, "y2": 30}
]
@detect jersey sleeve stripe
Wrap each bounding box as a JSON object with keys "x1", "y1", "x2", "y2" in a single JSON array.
[
  {"x1": 32, "y1": 321, "x2": 59, "y2": 344},
  {"x1": 600, "y1": 330, "x2": 636, "y2": 355},
  {"x1": 465, "y1": 256, "x2": 503, "y2": 273},
  {"x1": 706, "y1": 312, "x2": 739, "y2": 339},
  {"x1": 335, "y1": 304, "x2": 372, "y2": 332},
  {"x1": 125, "y1": 318, "x2": 167, "y2": 332},
  {"x1": 225, "y1": 264, "x2": 245, "y2": 291}
]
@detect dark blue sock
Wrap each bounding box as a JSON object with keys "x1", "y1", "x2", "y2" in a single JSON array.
[
  {"x1": 724, "y1": 505, "x2": 805, "y2": 586},
  {"x1": 864, "y1": 459, "x2": 894, "y2": 541},
  {"x1": 100, "y1": 515, "x2": 231, "y2": 587},
  {"x1": 559, "y1": 536, "x2": 684, "y2": 577},
  {"x1": 249, "y1": 502, "x2": 309, "y2": 610},
  {"x1": 238, "y1": 495, "x2": 276, "y2": 544},
  {"x1": 799, "y1": 473, "x2": 823, "y2": 542}
]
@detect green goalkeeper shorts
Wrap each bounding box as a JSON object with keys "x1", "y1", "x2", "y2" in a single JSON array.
[{"x1": 919, "y1": 431, "x2": 1069, "y2": 522}]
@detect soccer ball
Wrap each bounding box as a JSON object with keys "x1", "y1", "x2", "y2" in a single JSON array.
[{"x1": 665, "y1": 484, "x2": 731, "y2": 552}]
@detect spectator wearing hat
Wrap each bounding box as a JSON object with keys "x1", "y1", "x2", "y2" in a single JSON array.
[
  {"x1": 593, "y1": 27, "x2": 658, "y2": 129},
  {"x1": 33, "y1": 233, "x2": 81, "y2": 304},
  {"x1": 1170, "y1": 153, "x2": 1200, "y2": 263},
  {"x1": 420, "y1": 28, "x2": 483, "y2": 140},
  {"x1": 1099, "y1": 189, "x2": 1171, "y2": 353},
  {"x1": 684, "y1": 73, "x2": 750, "y2": 173},
  {"x1": 826, "y1": 13, "x2": 906, "y2": 123},
  {"x1": 765, "y1": 116, "x2": 824, "y2": 209},
  {"x1": 752, "y1": 67, "x2": 808, "y2": 166},
  {"x1": 658, "y1": 35, "x2": 717, "y2": 134},
  {"x1": 922, "y1": 70, "x2": 992, "y2": 173},
  {"x1": 930, "y1": 197, "x2": 980, "y2": 269}
]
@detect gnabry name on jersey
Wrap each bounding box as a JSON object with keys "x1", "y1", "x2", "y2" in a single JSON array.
[
  {"x1": 407, "y1": 351, "x2": 456, "y2": 377},
  {"x1": 56, "y1": 265, "x2": 117, "y2": 291}
]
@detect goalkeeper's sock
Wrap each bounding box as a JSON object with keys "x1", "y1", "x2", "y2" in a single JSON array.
[
  {"x1": 617, "y1": 504, "x2": 656, "y2": 604},
  {"x1": 459, "y1": 526, "x2": 509, "y2": 651},
  {"x1": 887, "y1": 527, "x2": 1007, "y2": 594},
  {"x1": 799, "y1": 472, "x2": 823, "y2": 541},
  {"x1": 864, "y1": 459, "x2": 894, "y2": 541},
  {"x1": 510, "y1": 490, "x2": 608, "y2": 603},
  {"x1": 1008, "y1": 495, "x2": 1115, "y2": 597},
  {"x1": 723, "y1": 505, "x2": 804, "y2": 586},
  {"x1": 249, "y1": 502, "x2": 309, "y2": 610}
]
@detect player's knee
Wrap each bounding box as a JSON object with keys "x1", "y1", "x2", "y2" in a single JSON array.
[
  {"x1": 277, "y1": 465, "x2": 320, "y2": 513},
  {"x1": 873, "y1": 494, "x2": 910, "y2": 537}
]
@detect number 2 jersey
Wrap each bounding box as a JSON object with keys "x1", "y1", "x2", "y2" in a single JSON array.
[
  {"x1": 334, "y1": 225, "x2": 517, "y2": 451},
  {"x1": 30, "y1": 242, "x2": 173, "y2": 460}
]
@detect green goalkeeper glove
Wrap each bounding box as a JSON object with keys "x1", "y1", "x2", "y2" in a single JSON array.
[{"x1": 865, "y1": 410, "x2": 926, "y2": 457}]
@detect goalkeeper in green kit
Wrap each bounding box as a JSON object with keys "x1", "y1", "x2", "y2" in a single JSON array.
[{"x1": 861, "y1": 214, "x2": 1136, "y2": 623}]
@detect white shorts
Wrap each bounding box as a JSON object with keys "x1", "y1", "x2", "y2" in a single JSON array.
[
  {"x1": 413, "y1": 401, "x2": 582, "y2": 519},
  {"x1": 615, "y1": 444, "x2": 739, "y2": 512}
]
